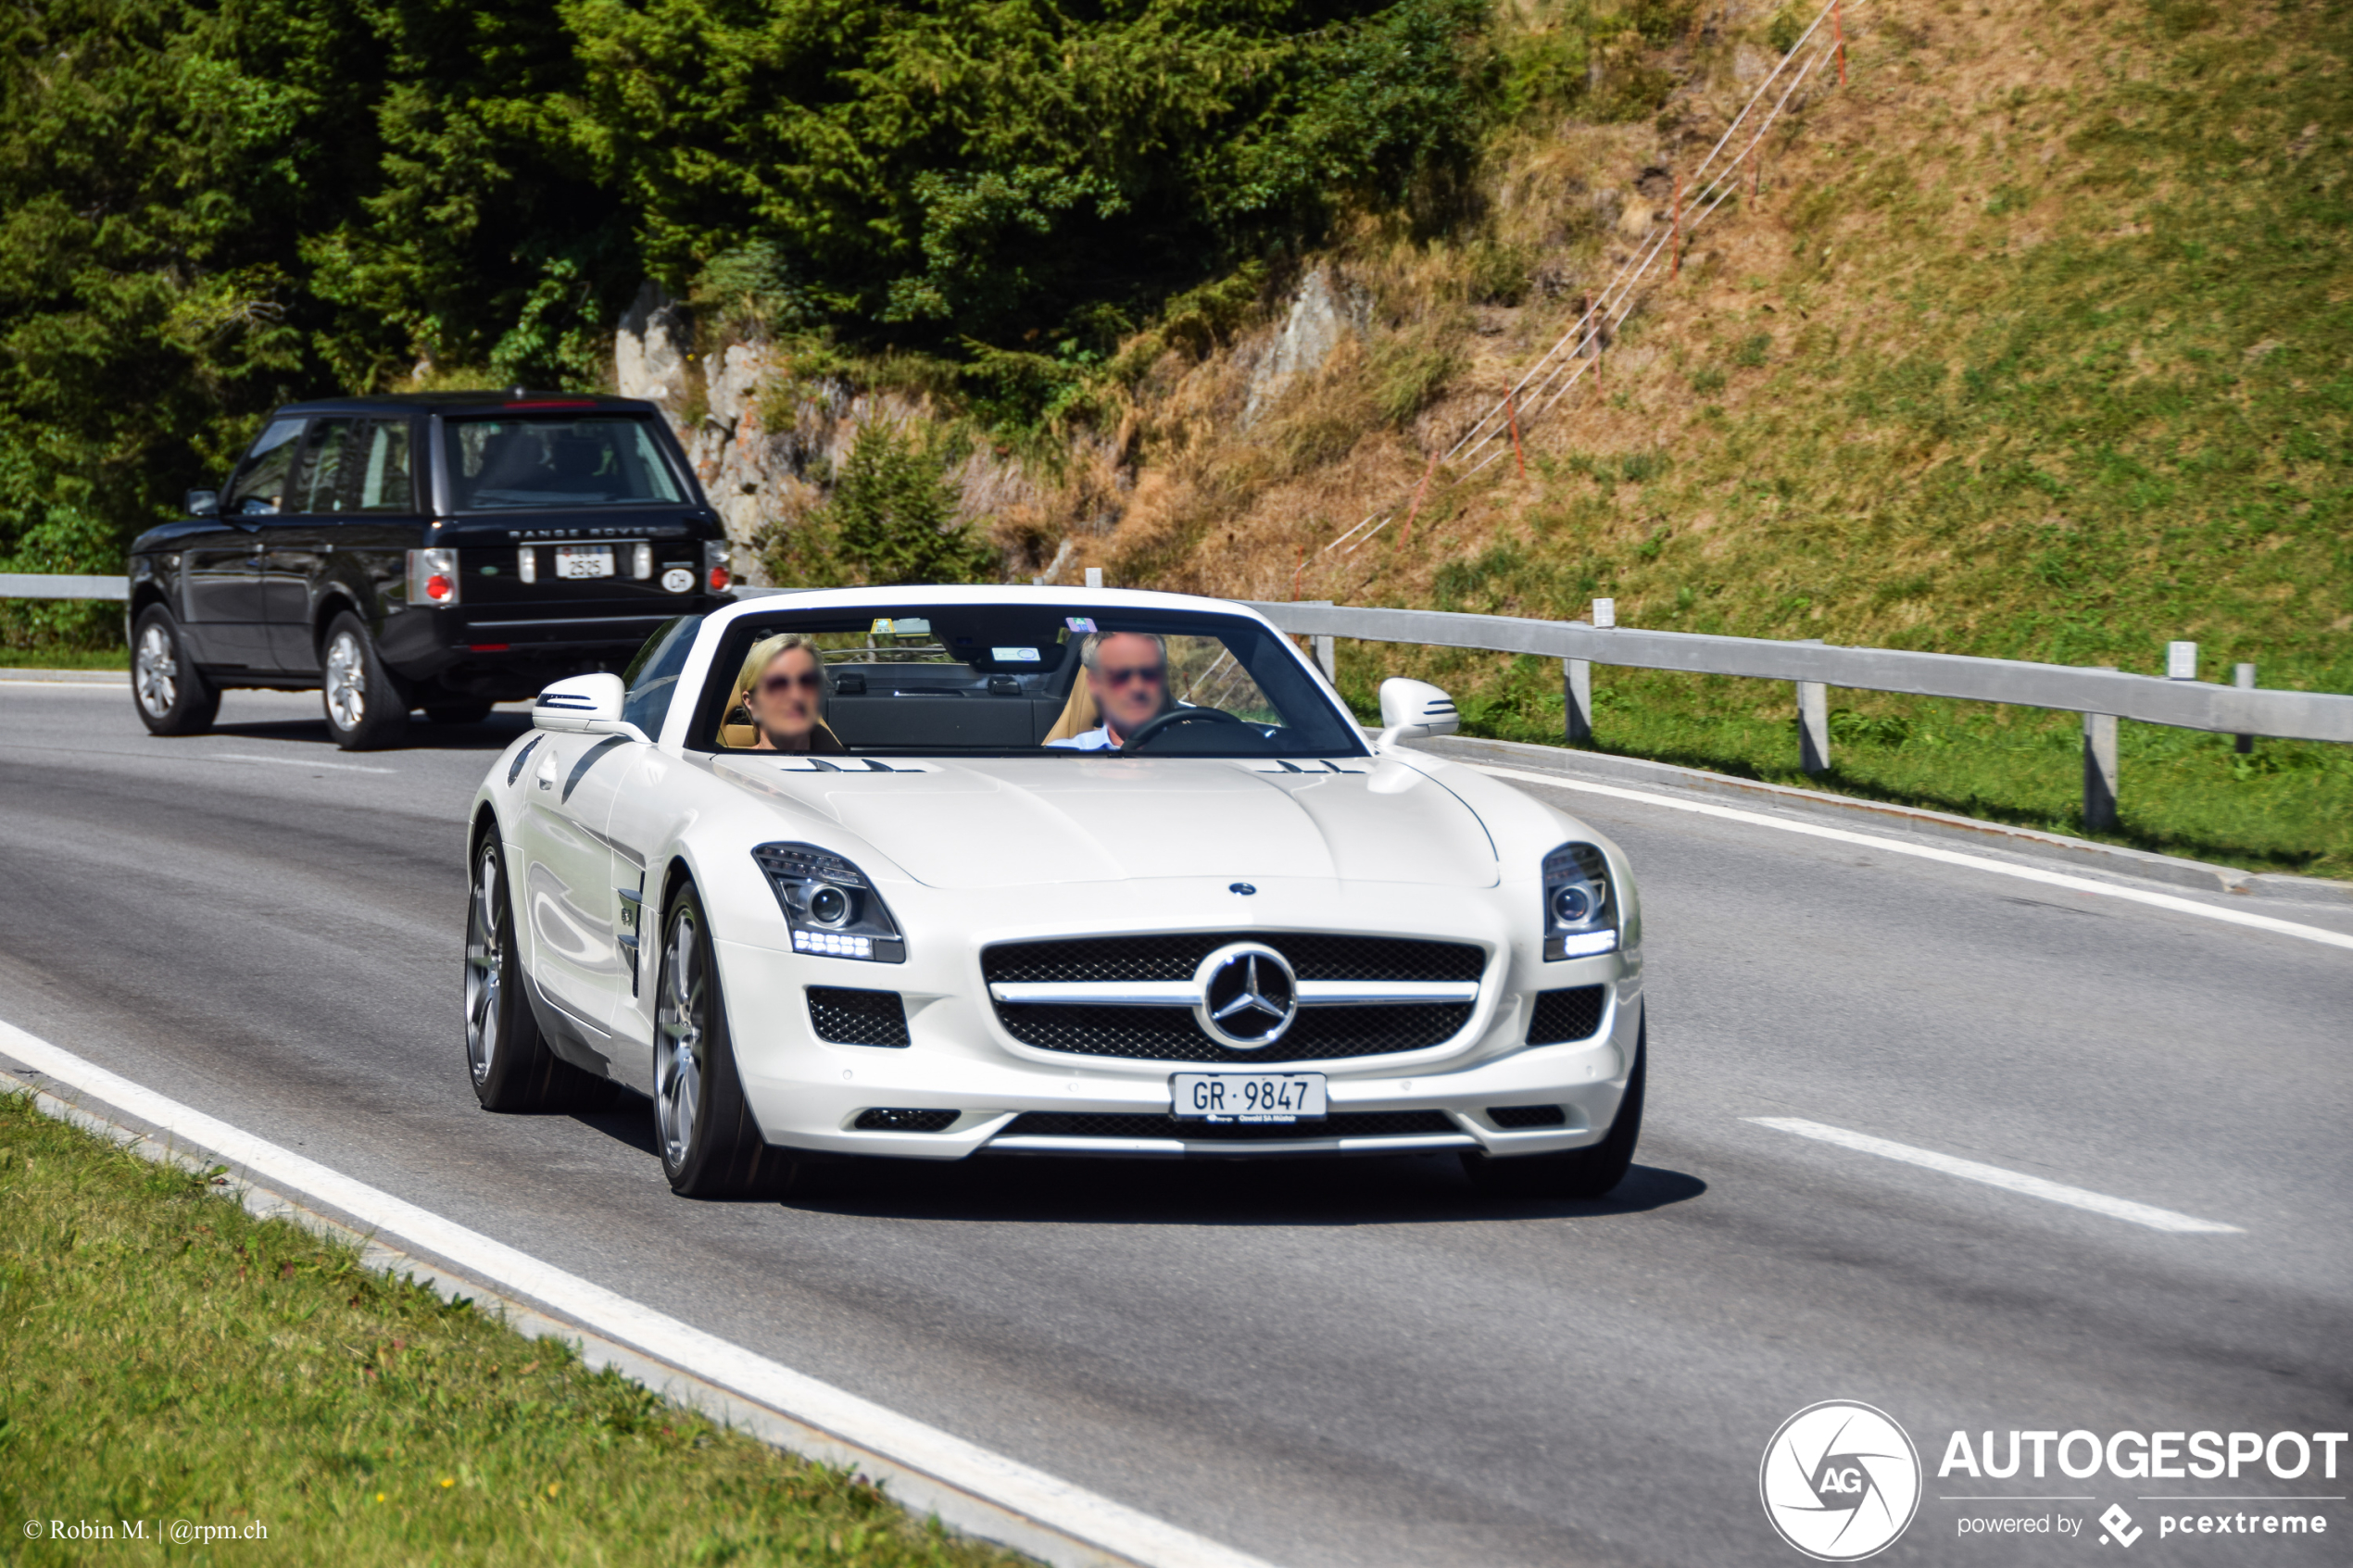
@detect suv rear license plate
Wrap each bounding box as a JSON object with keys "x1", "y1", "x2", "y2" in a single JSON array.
[
  {"x1": 554, "y1": 545, "x2": 615, "y2": 579},
  {"x1": 1171, "y1": 1073, "x2": 1327, "y2": 1123}
]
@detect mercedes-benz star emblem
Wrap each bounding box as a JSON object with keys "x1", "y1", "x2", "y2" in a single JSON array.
[{"x1": 1192, "y1": 942, "x2": 1299, "y2": 1050}]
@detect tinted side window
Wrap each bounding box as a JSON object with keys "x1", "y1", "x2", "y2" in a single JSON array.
[
  {"x1": 621, "y1": 616, "x2": 700, "y2": 737},
  {"x1": 291, "y1": 419, "x2": 416, "y2": 514},
  {"x1": 223, "y1": 419, "x2": 308, "y2": 515}
]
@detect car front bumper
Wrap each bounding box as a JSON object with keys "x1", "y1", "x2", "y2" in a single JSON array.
[{"x1": 711, "y1": 884, "x2": 1642, "y2": 1161}]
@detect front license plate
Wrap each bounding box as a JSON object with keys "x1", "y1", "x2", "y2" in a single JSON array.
[
  {"x1": 1171, "y1": 1073, "x2": 1327, "y2": 1123},
  {"x1": 554, "y1": 545, "x2": 615, "y2": 579}
]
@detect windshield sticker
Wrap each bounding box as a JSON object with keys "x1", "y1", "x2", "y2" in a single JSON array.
[
  {"x1": 1064, "y1": 617, "x2": 1097, "y2": 634},
  {"x1": 992, "y1": 646, "x2": 1042, "y2": 662}
]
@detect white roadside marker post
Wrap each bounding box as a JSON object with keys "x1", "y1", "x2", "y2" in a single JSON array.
[{"x1": 1795, "y1": 638, "x2": 1830, "y2": 775}]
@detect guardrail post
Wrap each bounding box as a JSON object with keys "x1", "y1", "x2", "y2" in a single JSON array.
[
  {"x1": 2234, "y1": 663, "x2": 2257, "y2": 754},
  {"x1": 1565, "y1": 658, "x2": 1593, "y2": 742},
  {"x1": 2082, "y1": 664, "x2": 2120, "y2": 833},
  {"x1": 1796, "y1": 680, "x2": 1831, "y2": 774},
  {"x1": 1314, "y1": 633, "x2": 1335, "y2": 682}
]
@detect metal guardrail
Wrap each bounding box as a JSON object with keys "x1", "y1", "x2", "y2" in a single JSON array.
[
  {"x1": 1248, "y1": 599, "x2": 2353, "y2": 832},
  {"x1": 1, "y1": 573, "x2": 128, "y2": 600}
]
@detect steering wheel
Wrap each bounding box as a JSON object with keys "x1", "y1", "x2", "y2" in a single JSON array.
[{"x1": 1120, "y1": 705, "x2": 1247, "y2": 751}]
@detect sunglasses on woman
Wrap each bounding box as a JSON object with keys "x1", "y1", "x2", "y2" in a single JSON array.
[{"x1": 759, "y1": 671, "x2": 824, "y2": 695}]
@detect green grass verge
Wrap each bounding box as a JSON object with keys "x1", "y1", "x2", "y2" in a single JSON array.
[
  {"x1": 0, "y1": 646, "x2": 127, "y2": 670},
  {"x1": 0, "y1": 1093, "x2": 1027, "y2": 1567},
  {"x1": 1337, "y1": 648, "x2": 2353, "y2": 879}
]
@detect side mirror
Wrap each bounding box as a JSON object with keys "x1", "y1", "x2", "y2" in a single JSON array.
[
  {"x1": 533, "y1": 672, "x2": 647, "y2": 740},
  {"x1": 1376, "y1": 678, "x2": 1459, "y2": 750},
  {"x1": 186, "y1": 489, "x2": 219, "y2": 518}
]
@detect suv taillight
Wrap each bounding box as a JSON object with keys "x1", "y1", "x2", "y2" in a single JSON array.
[
  {"x1": 408, "y1": 547, "x2": 459, "y2": 606},
  {"x1": 704, "y1": 539, "x2": 731, "y2": 593}
]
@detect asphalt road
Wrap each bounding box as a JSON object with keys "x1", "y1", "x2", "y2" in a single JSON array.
[{"x1": 3, "y1": 674, "x2": 2347, "y2": 1567}]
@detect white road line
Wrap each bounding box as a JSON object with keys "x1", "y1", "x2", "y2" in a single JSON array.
[
  {"x1": 1746, "y1": 1117, "x2": 2242, "y2": 1234},
  {"x1": 0, "y1": 677, "x2": 119, "y2": 689},
  {"x1": 1467, "y1": 763, "x2": 2353, "y2": 954},
  {"x1": 209, "y1": 752, "x2": 397, "y2": 774},
  {"x1": 0, "y1": 1019, "x2": 1277, "y2": 1568}
]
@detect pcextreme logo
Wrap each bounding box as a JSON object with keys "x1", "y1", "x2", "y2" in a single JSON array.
[{"x1": 1761, "y1": 1400, "x2": 1924, "y2": 1562}]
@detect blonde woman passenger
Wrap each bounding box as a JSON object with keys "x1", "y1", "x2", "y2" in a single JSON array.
[{"x1": 731, "y1": 633, "x2": 846, "y2": 753}]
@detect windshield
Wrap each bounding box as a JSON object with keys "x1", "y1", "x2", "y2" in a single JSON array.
[
  {"x1": 690, "y1": 604, "x2": 1365, "y2": 759},
  {"x1": 446, "y1": 415, "x2": 686, "y2": 509}
]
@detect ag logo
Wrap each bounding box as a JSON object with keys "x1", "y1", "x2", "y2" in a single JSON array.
[{"x1": 1760, "y1": 1400, "x2": 1922, "y2": 1561}]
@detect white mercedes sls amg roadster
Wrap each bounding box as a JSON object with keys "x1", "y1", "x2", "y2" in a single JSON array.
[{"x1": 464, "y1": 585, "x2": 1645, "y2": 1199}]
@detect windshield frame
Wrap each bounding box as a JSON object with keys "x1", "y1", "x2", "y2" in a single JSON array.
[{"x1": 683, "y1": 600, "x2": 1369, "y2": 760}]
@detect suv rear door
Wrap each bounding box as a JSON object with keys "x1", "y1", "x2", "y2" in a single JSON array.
[{"x1": 262, "y1": 415, "x2": 422, "y2": 671}]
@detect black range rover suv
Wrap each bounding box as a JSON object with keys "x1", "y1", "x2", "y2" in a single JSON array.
[{"x1": 126, "y1": 391, "x2": 733, "y2": 748}]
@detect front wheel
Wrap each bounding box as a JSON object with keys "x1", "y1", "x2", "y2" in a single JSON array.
[
  {"x1": 1461, "y1": 1013, "x2": 1645, "y2": 1201},
  {"x1": 653, "y1": 883, "x2": 806, "y2": 1198},
  {"x1": 131, "y1": 606, "x2": 220, "y2": 736},
  {"x1": 321, "y1": 612, "x2": 409, "y2": 750},
  {"x1": 466, "y1": 832, "x2": 609, "y2": 1111}
]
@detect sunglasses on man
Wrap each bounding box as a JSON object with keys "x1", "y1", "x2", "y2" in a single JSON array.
[{"x1": 1100, "y1": 663, "x2": 1165, "y2": 688}]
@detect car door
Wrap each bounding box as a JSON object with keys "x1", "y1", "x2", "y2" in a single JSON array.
[
  {"x1": 182, "y1": 415, "x2": 307, "y2": 668},
  {"x1": 259, "y1": 418, "x2": 353, "y2": 672},
  {"x1": 518, "y1": 729, "x2": 639, "y2": 1073},
  {"x1": 593, "y1": 617, "x2": 702, "y2": 1093}
]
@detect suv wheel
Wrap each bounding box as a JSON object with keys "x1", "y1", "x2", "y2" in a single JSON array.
[
  {"x1": 131, "y1": 606, "x2": 220, "y2": 736},
  {"x1": 321, "y1": 612, "x2": 409, "y2": 750}
]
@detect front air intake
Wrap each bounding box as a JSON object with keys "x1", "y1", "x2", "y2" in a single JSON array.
[
  {"x1": 807, "y1": 986, "x2": 911, "y2": 1047},
  {"x1": 853, "y1": 1109, "x2": 956, "y2": 1132},
  {"x1": 1526, "y1": 985, "x2": 1607, "y2": 1046}
]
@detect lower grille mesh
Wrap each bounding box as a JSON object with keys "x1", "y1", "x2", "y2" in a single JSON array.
[
  {"x1": 1001, "y1": 1110, "x2": 1460, "y2": 1142},
  {"x1": 808, "y1": 986, "x2": 911, "y2": 1047},
  {"x1": 1526, "y1": 985, "x2": 1607, "y2": 1046},
  {"x1": 853, "y1": 1108, "x2": 956, "y2": 1132},
  {"x1": 994, "y1": 1002, "x2": 1472, "y2": 1063},
  {"x1": 1489, "y1": 1104, "x2": 1568, "y2": 1129}
]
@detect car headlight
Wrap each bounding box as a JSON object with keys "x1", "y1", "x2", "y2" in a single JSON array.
[
  {"x1": 1541, "y1": 843, "x2": 1618, "y2": 960},
  {"x1": 752, "y1": 843, "x2": 906, "y2": 962}
]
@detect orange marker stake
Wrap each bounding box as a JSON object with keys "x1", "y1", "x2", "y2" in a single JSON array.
[
  {"x1": 1671, "y1": 174, "x2": 1685, "y2": 278},
  {"x1": 1833, "y1": 0, "x2": 1847, "y2": 86},
  {"x1": 1399, "y1": 454, "x2": 1440, "y2": 550}
]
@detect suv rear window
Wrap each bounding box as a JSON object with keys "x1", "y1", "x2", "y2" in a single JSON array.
[{"x1": 446, "y1": 416, "x2": 686, "y2": 509}]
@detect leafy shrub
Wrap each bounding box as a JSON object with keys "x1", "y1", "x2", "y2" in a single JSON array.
[{"x1": 762, "y1": 422, "x2": 996, "y2": 588}]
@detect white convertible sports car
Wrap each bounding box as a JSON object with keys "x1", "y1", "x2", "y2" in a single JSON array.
[{"x1": 464, "y1": 585, "x2": 1645, "y2": 1199}]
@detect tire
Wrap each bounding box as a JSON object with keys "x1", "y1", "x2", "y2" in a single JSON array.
[
  {"x1": 321, "y1": 611, "x2": 409, "y2": 750},
  {"x1": 130, "y1": 605, "x2": 220, "y2": 736},
  {"x1": 465, "y1": 832, "x2": 611, "y2": 1112},
  {"x1": 1461, "y1": 1012, "x2": 1645, "y2": 1201},
  {"x1": 425, "y1": 698, "x2": 495, "y2": 725},
  {"x1": 653, "y1": 881, "x2": 806, "y2": 1198}
]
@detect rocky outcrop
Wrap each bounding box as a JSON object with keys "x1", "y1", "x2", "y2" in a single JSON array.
[{"x1": 1239, "y1": 266, "x2": 1371, "y2": 428}]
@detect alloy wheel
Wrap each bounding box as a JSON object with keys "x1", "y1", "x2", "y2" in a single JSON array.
[
  {"x1": 654, "y1": 909, "x2": 705, "y2": 1168},
  {"x1": 324, "y1": 631, "x2": 367, "y2": 731},
  {"x1": 134, "y1": 624, "x2": 178, "y2": 718},
  {"x1": 464, "y1": 846, "x2": 503, "y2": 1085}
]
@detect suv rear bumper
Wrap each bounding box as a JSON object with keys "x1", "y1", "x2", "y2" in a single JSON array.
[{"x1": 379, "y1": 599, "x2": 722, "y2": 697}]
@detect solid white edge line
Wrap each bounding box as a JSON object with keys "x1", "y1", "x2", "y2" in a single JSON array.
[
  {"x1": 0, "y1": 1019, "x2": 1280, "y2": 1568},
  {"x1": 1466, "y1": 763, "x2": 2353, "y2": 954},
  {"x1": 1746, "y1": 1117, "x2": 2241, "y2": 1234}
]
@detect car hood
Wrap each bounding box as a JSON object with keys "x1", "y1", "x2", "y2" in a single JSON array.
[{"x1": 710, "y1": 754, "x2": 1499, "y2": 889}]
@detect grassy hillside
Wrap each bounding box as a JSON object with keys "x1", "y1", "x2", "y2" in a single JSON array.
[{"x1": 1088, "y1": 0, "x2": 2353, "y2": 874}]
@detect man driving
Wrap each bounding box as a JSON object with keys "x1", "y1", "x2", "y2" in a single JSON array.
[{"x1": 1046, "y1": 631, "x2": 1170, "y2": 750}]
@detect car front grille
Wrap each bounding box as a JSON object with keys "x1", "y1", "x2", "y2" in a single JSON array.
[
  {"x1": 1000, "y1": 1110, "x2": 1460, "y2": 1142},
  {"x1": 983, "y1": 932, "x2": 1484, "y2": 985},
  {"x1": 1526, "y1": 985, "x2": 1607, "y2": 1046},
  {"x1": 981, "y1": 932, "x2": 1486, "y2": 1063}
]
